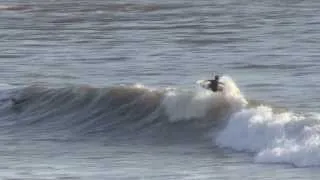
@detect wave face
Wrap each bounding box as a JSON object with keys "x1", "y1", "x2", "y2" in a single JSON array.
[
  {"x1": 1, "y1": 76, "x2": 320, "y2": 167},
  {"x1": 0, "y1": 77, "x2": 245, "y2": 143}
]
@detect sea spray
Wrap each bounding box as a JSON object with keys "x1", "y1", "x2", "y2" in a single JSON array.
[
  {"x1": 164, "y1": 76, "x2": 247, "y2": 122},
  {"x1": 216, "y1": 106, "x2": 320, "y2": 167}
]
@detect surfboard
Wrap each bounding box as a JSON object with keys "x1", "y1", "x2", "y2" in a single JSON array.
[
  {"x1": 196, "y1": 80, "x2": 211, "y2": 89},
  {"x1": 196, "y1": 80, "x2": 223, "y2": 92}
]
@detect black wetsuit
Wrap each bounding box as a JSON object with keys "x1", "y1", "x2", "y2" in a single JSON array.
[{"x1": 208, "y1": 80, "x2": 219, "y2": 92}]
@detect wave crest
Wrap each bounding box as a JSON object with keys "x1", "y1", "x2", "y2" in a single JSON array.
[{"x1": 0, "y1": 77, "x2": 247, "y2": 141}]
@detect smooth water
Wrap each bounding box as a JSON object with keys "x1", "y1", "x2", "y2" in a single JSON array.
[{"x1": 0, "y1": 0, "x2": 320, "y2": 179}]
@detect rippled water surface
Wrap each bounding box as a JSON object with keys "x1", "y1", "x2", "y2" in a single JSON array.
[{"x1": 0, "y1": 0, "x2": 320, "y2": 179}]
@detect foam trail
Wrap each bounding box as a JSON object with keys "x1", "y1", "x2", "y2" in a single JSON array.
[{"x1": 216, "y1": 105, "x2": 320, "y2": 167}]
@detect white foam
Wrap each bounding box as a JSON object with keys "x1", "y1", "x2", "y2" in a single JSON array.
[
  {"x1": 216, "y1": 105, "x2": 320, "y2": 167},
  {"x1": 132, "y1": 83, "x2": 158, "y2": 92},
  {"x1": 163, "y1": 76, "x2": 247, "y2": 122},
  {"x1": 163, "y1": 88, "x2": 217, "y2": 122},
  {"x1": 219, "y1": 76, "x2": 248, "y2": 105}
]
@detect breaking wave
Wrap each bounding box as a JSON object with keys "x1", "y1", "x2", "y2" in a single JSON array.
[
  {"x1": 0, "y1": 76, "x2": 244, "y2": 143},
  {"x1": 216, "y1": 106, "x2": 320, "y2": 167},
  {"x1": 0, "y1": 76, "x2": 319, "y2": 167}
]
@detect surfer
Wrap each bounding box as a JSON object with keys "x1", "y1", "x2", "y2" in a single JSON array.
[
  {"x1": 207, "y1": 75, "x2": 224, "y2": 92},
  {"x1": 11, "y1": 97, "x2": 28, "y2": 105}
]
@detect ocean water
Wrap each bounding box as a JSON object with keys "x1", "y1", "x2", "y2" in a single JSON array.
[{"x1": 0, "y1": 0, "x2": 320, "y2": 179}]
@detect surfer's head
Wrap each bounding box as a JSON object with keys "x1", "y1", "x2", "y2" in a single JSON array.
[{"x1": 214, "y1": 75, "x2": 219, "y2": 80}]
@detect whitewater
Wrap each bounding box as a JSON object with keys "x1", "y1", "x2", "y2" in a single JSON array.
[
  {"x1": 1, "y1": 0, "x2": 320, "y2": 179},
  {"x1": 0, "y1": 75, "x2": 319, "y2": 169}
]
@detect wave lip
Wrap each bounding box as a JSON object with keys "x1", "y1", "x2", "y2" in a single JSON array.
[
  {"x1": 164, "y1": 76, "x2": 247, "y2": 122},
  {"x1": 0, "y1": 5, "x2": 31, "y2": 11},
  {"x1": 0, "y1": 76, "x2": 248, "y2": 142},
  {"x1": 5, "y1": 77, "x2": 320, "y2": 167}
]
